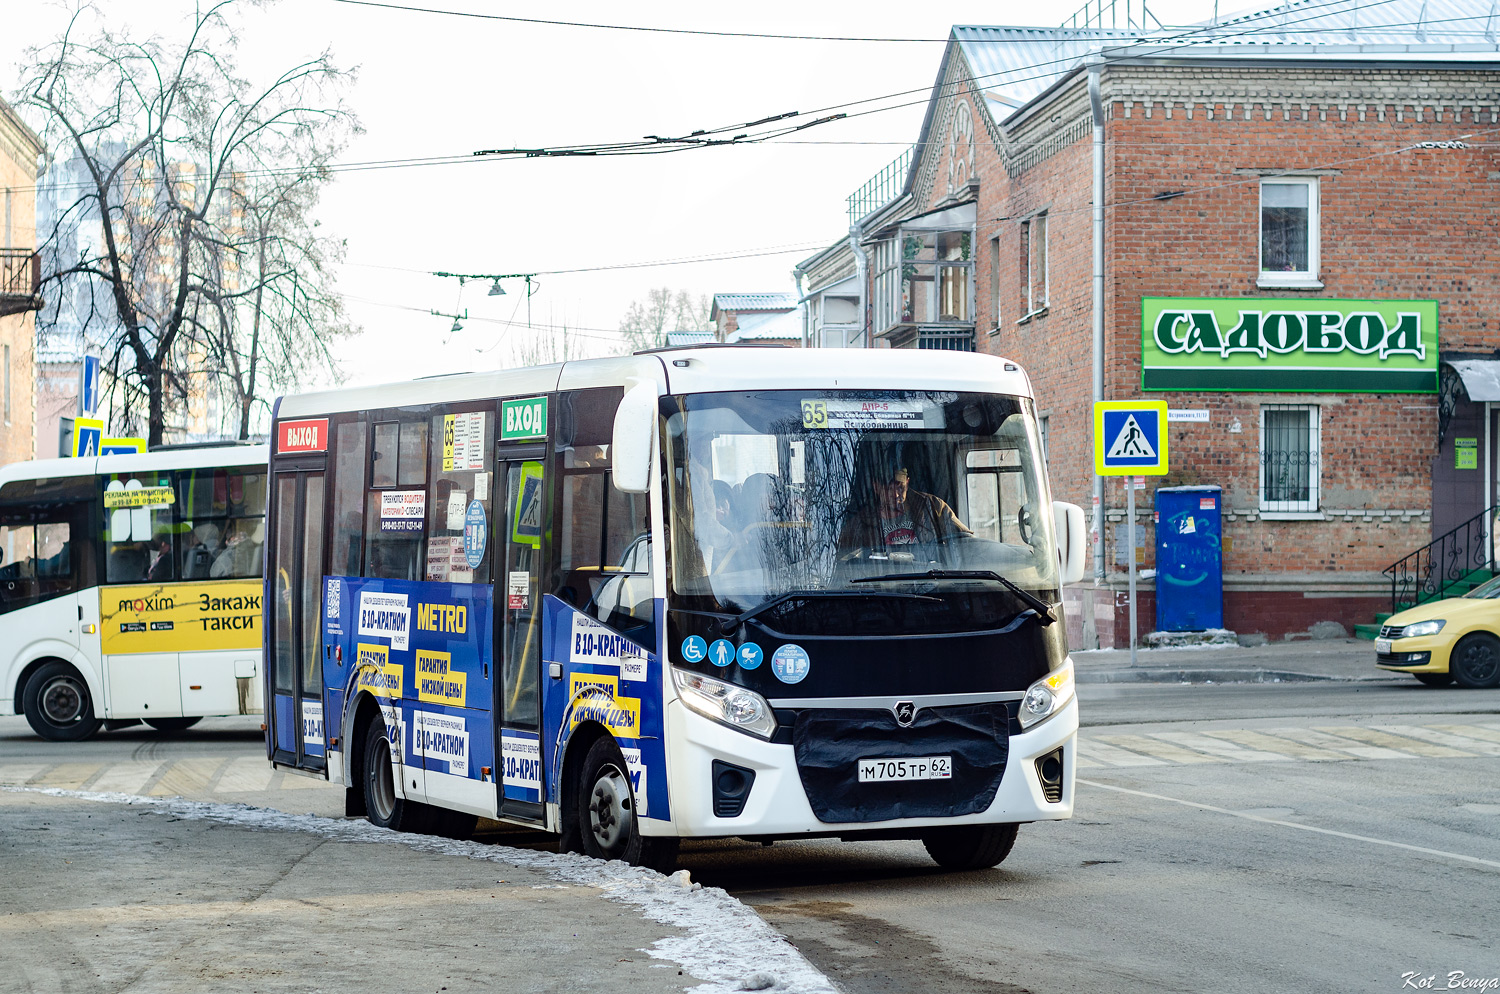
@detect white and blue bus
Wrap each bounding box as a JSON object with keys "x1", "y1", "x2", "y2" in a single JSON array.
[{"x1": 265, "y1": 347, "x2": 1085, "y2": 870}]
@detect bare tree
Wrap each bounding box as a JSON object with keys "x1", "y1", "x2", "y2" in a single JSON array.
[
  {"x1": 618, "y1": 287, "x2": 711, "y2": 352},
  {"x1": 21, "y1": 2, "x2": 359, "y2": 444}
]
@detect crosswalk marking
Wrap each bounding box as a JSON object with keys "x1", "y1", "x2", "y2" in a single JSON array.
[
  {"x1": 1319, "y1": 726, "x2": 1474, "y2": 759},
  {"x1": 1080, "y1": 741, "x2": 1169, "y2": 767},
  {"x1": 1197, "y1": 729, "x2": 1351, "y2": 762},
  {"x1": 1250, "y1": 727, "x2": 1414, "y2": 760},
  {"x1": 1150, "y1": 731, "x2": 1292, "y2": 763},
  {"x1": 0, "y1": 759, "x2": 339, "y2": 798},
  {"x1": 1379, "y1": 725, "x2": 1500, "y2": 757},
  {"x1": 1095, "y1": 733, "x2": 1224, "y2": 764},
  {"x1": 1078, "y1": 721, "x2": 1500, "y2": 768}
]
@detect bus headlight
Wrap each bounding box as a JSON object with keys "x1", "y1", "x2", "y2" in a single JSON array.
[
  {"x1": 1019, "y1": 658, "x2": 1075, "y2": 730},
  {"x1": 672, "y1": 667, "x2": 777, "y2": 740}
]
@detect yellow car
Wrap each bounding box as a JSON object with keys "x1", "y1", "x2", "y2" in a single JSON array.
[{"x1": 1376, "y1": 576, "x2": 1500, "y2": 688}]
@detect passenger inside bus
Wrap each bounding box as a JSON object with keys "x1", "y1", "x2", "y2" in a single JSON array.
[{"x1": 147, "y1": 535, "x2": 175, "y2": 582}]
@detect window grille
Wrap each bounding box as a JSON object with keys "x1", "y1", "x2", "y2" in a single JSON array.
[{"x1": 1260, "y1": 404, "x2": 1319, "y2": 512}]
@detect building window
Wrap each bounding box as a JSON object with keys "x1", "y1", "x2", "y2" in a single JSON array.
[
  {"x1": 1260, "y1": 404, "x2": 1319, "y2": 513},
  {"x1": 1020, "y1": 212, "x2": 1047, "y2": 318},
  {"x1": 1260, "y1": 178, "x2": 1319, "y2": 283},
  {"x1": 988, "y1": 236, "x2": 1001, "y2": 334}
]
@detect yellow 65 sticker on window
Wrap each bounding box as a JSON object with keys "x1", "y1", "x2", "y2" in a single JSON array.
[{"x1": 801, "y1": 400, "x2": 828, "y2": 429}]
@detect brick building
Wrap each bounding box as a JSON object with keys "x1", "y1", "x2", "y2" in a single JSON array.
[
  {"x1": 0, "y1": 97, "x2": 45, "y2": 469},
  {"x1": 797, "y1": 1, "x2": 1500, "y2": 646}
]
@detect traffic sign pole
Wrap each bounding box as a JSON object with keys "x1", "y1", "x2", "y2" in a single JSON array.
[
  {"x1": 1093, "y1": 400, "x2": 1168, "y2": 663},
  {"x1": 1127, "y1": 481, "x2": 1137, "y2": 668}
]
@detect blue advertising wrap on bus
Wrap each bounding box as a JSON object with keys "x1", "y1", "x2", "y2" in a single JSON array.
[
  {"x1": 541, "y1": 593, "x2": 668, "y2": 821},
  {"x1": 321, "y1": 575, "x2": 497, "y2": 786}
]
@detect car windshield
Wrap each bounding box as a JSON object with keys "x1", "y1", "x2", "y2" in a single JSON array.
[
  {"x1": 1464, "y1": 575, "x2": 1500, "y2": 599},
  {"x1": 664, "y1": 389, "x2": 1058, "y2": 628}
]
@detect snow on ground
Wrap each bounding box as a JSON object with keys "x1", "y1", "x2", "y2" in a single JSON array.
[{"x1": 7, "y1": 786, "x2": 836, "y2": 994}]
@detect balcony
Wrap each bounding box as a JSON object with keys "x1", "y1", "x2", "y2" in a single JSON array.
[{"x1": 0, "y1": 249, "x2": 42, "y2": 318}]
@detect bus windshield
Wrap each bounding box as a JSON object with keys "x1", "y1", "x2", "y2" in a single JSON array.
[{"x1": 665, "y1": 389, "x2": 1057, "y2": 631}]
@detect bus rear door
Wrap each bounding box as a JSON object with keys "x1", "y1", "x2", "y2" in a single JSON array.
[{"x1": 268, "y1": 455, "x2": 328, "y2": 771}]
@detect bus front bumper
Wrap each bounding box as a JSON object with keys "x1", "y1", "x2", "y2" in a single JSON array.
[{"x1": 660, "y1": 695, "x2": 1077, "y2": 838}]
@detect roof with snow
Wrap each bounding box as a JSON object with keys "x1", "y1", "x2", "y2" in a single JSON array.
[
  {"x1": 725, "y1": 308, "x2": 801, "y2": 344},
  {"x1": 954, "y1": 0, "x2": 1500, "y2": 114},
  {"x1": 711, "y1": 292, "x2": 798, "y2": 316}
]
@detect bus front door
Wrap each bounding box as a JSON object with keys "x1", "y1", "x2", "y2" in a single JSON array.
[
  {"x1": 268, "y1": 466, "x2": 328, "y2": 772},
  {"x1": 497, "y1": 456, "x2": 544, "y2": 822}
]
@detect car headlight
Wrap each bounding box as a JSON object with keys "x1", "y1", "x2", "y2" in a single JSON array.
[
  {"x1": 1019, "y1": 658, "x2": 1075, "y2": 730},
  {"x1": 672, "y1": 667, "x2": 778, "y2": 740},
  {"x1": 1403, "y1": 619, "x2": 1446, "y2": 638}
]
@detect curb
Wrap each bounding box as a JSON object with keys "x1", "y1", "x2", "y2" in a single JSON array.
[{"x1": 1076, "y1": 668, "x2": 1394, "y2": 685}]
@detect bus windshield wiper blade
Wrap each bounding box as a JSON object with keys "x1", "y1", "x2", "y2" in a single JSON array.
[
  {"x1": 850, "y1": 570, "x2": 1056, "y2": 626},
  {"x1": 724, "y1": 588, "x2": 941, "y2": 634}
]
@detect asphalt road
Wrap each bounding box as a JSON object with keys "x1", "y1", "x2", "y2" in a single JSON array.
[
  {"x1": 681, "y1": 682, "x2": 1500, "y2": 993},
  {"x1": 5, "y1": 682, "x2": 1500, "y2": 993}
]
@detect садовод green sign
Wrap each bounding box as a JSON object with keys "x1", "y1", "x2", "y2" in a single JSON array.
[{"x1": 1141, "y1": 297, "x2": 1438, "y2": 392}]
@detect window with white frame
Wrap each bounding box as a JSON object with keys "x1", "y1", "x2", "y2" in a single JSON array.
[
  {"x1": 1260, "y1": 404, "x2": 1320, "y2": 513},
  {"x1": 988, "y1": 235, "x2": 1001, "y2": 334},
  {"x1": 1020, "y1": 212, "x2": 1048, "y2": 317},
  {"x1": 1260, "y1": 178, "x2": 1319, "y2": 283}
]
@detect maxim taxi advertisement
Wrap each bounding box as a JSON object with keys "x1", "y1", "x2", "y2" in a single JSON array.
[{"x1": 100, "y1": 580, "x2": 262, "y2": 653}]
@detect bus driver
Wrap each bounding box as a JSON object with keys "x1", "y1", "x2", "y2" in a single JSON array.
[{"x1": 840, "y1": 464, "x2": 972, "y2": 556}]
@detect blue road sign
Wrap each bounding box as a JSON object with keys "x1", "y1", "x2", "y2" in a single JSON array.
[
  {"x1": 1094, "y1": 401, "x2": 1169, "y2": 475},
  {"x1": 80, "y1": 355, "x2": 101, "y2": 417}
]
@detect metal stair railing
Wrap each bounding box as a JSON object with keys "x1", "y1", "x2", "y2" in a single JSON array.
[{"x1": 1383, "y1": 505, "x2": 1499, "y2": 614}]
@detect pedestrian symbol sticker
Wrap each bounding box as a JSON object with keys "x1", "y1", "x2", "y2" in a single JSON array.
[
  {"x1": 737, "y1": 642, "x2": 763, "y2": 670},
  {"x1": 1094, "y1": 401, "x2": 1169, "y2": 475},
  {"x1": 680, "y1": 636, "x2": 707, "y2": 663},
  {"x1": 1106, "y1": 415, "x2": 1156, "y2": 460},
  {"x1": 708, "y1": 639, "x2": 735, "y2": 668}
]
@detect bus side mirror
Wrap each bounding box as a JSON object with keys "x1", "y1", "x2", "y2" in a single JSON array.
[
  {"x1": 1053, "y1": 500, "x2": 1086, "y2": 586},
  {"x1": 612, "y1": 382, "x2": 658, "y2": 494}
]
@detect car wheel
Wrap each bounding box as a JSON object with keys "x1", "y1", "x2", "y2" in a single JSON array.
[
  {"x1": 1451, "y1": 633, "x2": 1500, "y2": 689},
  {"x1": 1414, "y1": 673, "x2": 1454, "y2": 688},
  {"x1": 921, "y1": 823, "x2": 1019, "y2": 871},
  {"x1": 575, "y1": 737, "x2": 678, "y2": 872},
  {"x1": 22, "y1": 661, "x2": 102, "y2": 742},
  {"x1": 145, "y1": 717, "x2": 203, "y2": 733}
]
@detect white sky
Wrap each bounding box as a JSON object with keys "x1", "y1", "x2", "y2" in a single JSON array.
[{"x1": 1, "y1": 0, "x2": 1219, "y2": 390}]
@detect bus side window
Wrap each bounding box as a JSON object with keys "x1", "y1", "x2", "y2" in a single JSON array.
[
  {"x1": 104, "y1": 474, "x2": 173, "y2": 583},
  {"x1": 964, "y1": 448, "x2": 1026, "y2": 545},
  {"x1": 364, "y1": 416, "x2": 430, "y2": 581},
  {"x1": 425, "y1": 410, "x2": 492, "y2": 584},
  {"x1": 330, "y1": 419, "x2": 368, "y2": 577},
  {"x1": 177, "y1": 468, "x2": 268, "y2": 580}
]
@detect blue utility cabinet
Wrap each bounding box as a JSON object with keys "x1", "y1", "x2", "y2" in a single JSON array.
[{"x1": 1155, "y1": 485, "x2": 1224, "y2": 632}]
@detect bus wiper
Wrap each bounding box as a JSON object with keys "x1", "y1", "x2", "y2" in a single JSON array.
[
  {"x1": 850, "y1": 570, "x2": 1056, "y2": 626},
  {"x1": 722, "y1": 588, "x2": 941, "y2": 635}
]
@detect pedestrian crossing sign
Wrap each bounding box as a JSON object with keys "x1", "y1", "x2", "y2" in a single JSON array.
[{"x1": 1094, "y1": 400, "x2": 1169, "y2": 475}]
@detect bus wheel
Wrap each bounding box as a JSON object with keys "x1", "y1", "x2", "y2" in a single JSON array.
[
  {"x1": 1452, "y1": 633, "x2": 1500, "y2": 689},
  {"x1": 361, "y1": 716, "x2": 422, "y2": 832},
  {"x1": 576, "y1": 737, "x2": 678, "y2": 872},
  {"x1": 921, "y1": 823, "x2": 1019, "y2": 871},
  {"x1": 145, "y1": 717, "x2": 203, "y2": 733},
  {"x1": 1415, "y1": 673, "x2": 1454, "y2": 688},
  {"x1": 22, "y1": 661, "x2": 101, "y2": 742}
]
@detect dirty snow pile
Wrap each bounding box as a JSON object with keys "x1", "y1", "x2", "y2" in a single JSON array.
[{"x1": 10, "y1": 786, "x2": 836, "y2": 994}]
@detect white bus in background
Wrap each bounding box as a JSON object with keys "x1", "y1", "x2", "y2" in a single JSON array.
[
  {"x1": 266, "y1": 347, "x2": 1086, "y2": 871},
  {"x1": 0, "y1": 442, "x2": 269, "y2": 740}
]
